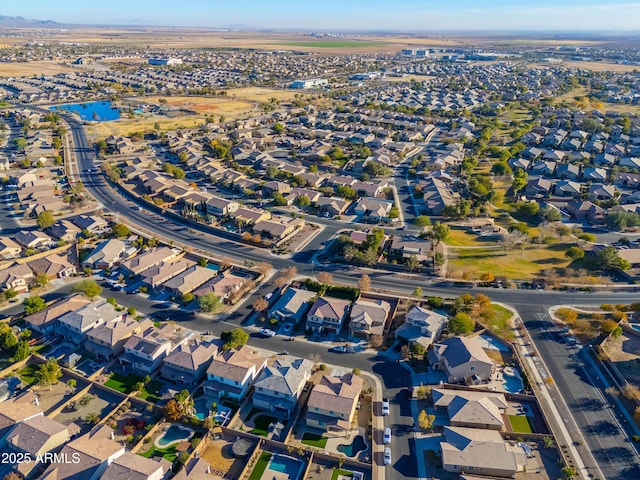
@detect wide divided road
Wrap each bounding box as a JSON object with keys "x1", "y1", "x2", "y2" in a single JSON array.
[{"x1": 60, "y1": 111, "x2": 640, "y2": 480}]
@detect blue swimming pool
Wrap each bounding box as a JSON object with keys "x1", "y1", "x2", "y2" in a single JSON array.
[
  {"x1": 503, "y1": 373, "x2": 524, "y2": 393},
  {"x1": 50, "y1": 101, "x2": 121, "y2": 121},
  {"x1": 268, "y1": 454, "x2": 304, "y2": 480},
  {"x1": 337, "y1": 435, "x2": 368, "y2": 457},
  {"x1": 155, "y1": 424, "x2": 193, "y2": 448},
  {"x1": 193, "y1": 398, "x2": 232, "y2": 424},
  {"x1": 631, "y1": 324, "x2": 640, "y2": 334},
  {"x1": 479, "y1": 334, "x2": 510, "y2": 352}
]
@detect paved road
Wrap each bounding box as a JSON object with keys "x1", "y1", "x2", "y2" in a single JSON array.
[
  {"x1": 517, "y1": 302, "x2": 640, "y2": 480},
  {"x1": 55, "y1": 109, "x2": 640, "y2": 480}
]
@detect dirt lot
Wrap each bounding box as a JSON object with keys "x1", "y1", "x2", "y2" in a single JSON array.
[
  {"x1": 200, "y1": 436, "x2": 250, "y2": 478},
  {"x1": 0, "y1": 60, "x2": 78, "y2": 77},
  {"x1": 602, "y1": 330, "x2": 640, "y2": 379}
]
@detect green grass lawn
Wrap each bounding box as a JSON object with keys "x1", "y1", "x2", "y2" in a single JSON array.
[
  {"x1": 301, "y1": 432, "x2": 328, "y2": 448},
  {"x1": 137, "y1": 380, "x2": 164, "y2": 403},
  {"x1": 140, "y1": 444, "x2": 178, "y2": 462},
  {"x1": 104, "y1": 372, "x2": 144, "y2": 394},
  {"x1": 250, "y1": 414, "x2": 278, "y2": 437},
  {"x1": 509, "y1": 415, "x2": 534, "y2": 434},
  {"x1": 331, "y1": 469, "x2": 354, "y2": 480},
  {"x1": 248, "y1": 452, "x2": 272, "y2": 480},
  {"x1": 18, "y1": 364, "x2": 39, "y2": 385},
  {"x1": 484, "y1": 304, "x2": 515, "y2": 340}
]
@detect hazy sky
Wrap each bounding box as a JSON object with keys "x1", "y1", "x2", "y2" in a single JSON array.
[{"x1": 4, "y1": 0, "x2": 640, "y2": 31}]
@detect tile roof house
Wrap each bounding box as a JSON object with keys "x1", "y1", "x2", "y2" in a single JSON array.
[
  {"x1": 28, "y1": 253, "x2": 77, "y2": 279},
  {"x1": 191, "y1": 270, "x2": 249, "y2": 301},
  {"x1": 40, "y1": 425, "x2": 126, "y2": 480},
  {"x1": 429, "y1": 336, "x2": 495, "y2": 384},
  {"x1": 82, "y1": 239, "x2": 127, "y2": 270},
  {"x1": 233, "y1": 207, "x2": 271, "y2": 225},
  {"x1": 85, "y1": 318, "x2": 154, "y2": 361},
  {"x1": 0, "y1": 263, "x2": 34, "y2": 293},
  {"x1": 48, "y1": 220, "x2": 82, "y2": 243},
  {"x1": 252, "y1": 357, "x2": 313, "y2": 418},
  {"x1": 253, "y1": 218, "x2": 305, "y2": 242},
  {"x1": 139, "y1": 258, "x2": 196, "y2": 290},
  {"x1": 306, "y1": 296, "x2": 352, "y2": 334},
  {"x1": 0, "y1": 236, "x2": 22, "y2": 259},
  {"x1": 0, "y1": 392, "x2": 44, "y2": 446},
  {"x1": 268, "y1": 287, "x2": 316, "y2": 324},
  {"x1": 352, "y1": 197, "x2": 395, "y2": 221},
  {"x1": 395, "y1": 306, "x2": 448, "y2": 347},
  {"x1": 71, "y1": 215, "x2": 111, "y2": 235},
  {"x1": 25, "y1": 294, "x2": 92, "y2": 334},
  {"x1": 161, "y1": 265, "x2": 218, "y2": 295},
  {"x1": 100, "y1": 451, "x2": 172, "y2": 480},
  {"x1": 57, "y1": 299, "x2": 123, "y2": 346},
  {"x1": 440, "y1": 426, "x2": 528, "y2": 478},
  {"x1": 14, "y1": 230, "x2": 53, "y2": 250},
  {"x1": 389, "y1": 235, "x2": 433, "y2": 263},
  {"x1": 119, "y1": 324, "x2": 191, "y2": 375},
  {"x1": 203, "y1": 345, "x2": 267, "y2": 400},
  {"x1": 120, "y1": 247, "x2": 180, "y2": 276},
  {"x1": 432, "y1": 388, "x2": 508, "y2": 431},
  {"x1": 306, "y1": 373, "x2": 363, "y2": 433},
  {"x1": 6, "y1": 415, "x2": 78, "y2": 458},
  {"x1": 160, "y1": 339, "x2": 218, "y2": 386},
  {"x1": 173, "y1": 458, "x2": 216, "y2": 480},
  {"x1": 316, "y1": 196, "x2": 351, "y2": 216},
  {"x1": 349, "y1": 298, "x2": 391, "y2": 339}
]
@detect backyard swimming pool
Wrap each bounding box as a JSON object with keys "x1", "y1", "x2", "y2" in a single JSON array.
[
  {"x1": 337, "y1": 435, "x2": 368, "y2": 458},
  {"x1": 155, "y1": 424, "x2": 194, "y2": 448},
  {"x1": 477, "y1": 333, "x2": 510, "y2": 352},
  {"x1": 502, "y1": 367, "x2": 524, "y2": 393},
  {"x1": 631, "y1": 324, "x2": 640, "y2": 334},
  {"x1": 267, "y1": 454, "x2": 304, "y2": 480},
  {"x1": 193, "y1": 398, "x2": 232, "y2": 424}
]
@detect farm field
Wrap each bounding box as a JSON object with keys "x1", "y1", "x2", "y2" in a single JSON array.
[{"x1": 0, "y1": 60, "x2": 78, "y2": 77}]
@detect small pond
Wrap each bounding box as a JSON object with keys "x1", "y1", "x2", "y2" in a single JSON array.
[{"x1": 50, "y1": 101, "x2": 121, "y2": 121}]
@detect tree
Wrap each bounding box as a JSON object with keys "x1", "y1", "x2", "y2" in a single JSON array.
[
  {"x1": 561, "y1": 466, "x2": 576, "y2": 480},
  {"x1": 491, "y1": 161, "x2": 512, "y2": 175},
  {"x1": 578, "y1": 233, "x2": 596, "y2": 243},
  {"x1": 449, "y1": 312, "x2": 475, "y2": 335},
  {"x1": 73, "y1": 280, "x2": 102, "y2": 298},
  {"x1": 369, "y1": 334, "x2": 383, "y2": 348},
  {"x1": 432, "y1": 222, "x2": 450, "y2": 245},
  {"x1": 295, "y1": 195, "x2": 311, "y2": 209},
  {"x1": 597, "y1": 246, "x2": 630, "y2": 270},
  {"x1": 13, "y1": 340, "x2": 30, "y2": 361},
  {"x1": 601, "y1": 319, "x2": 619, "y2": 335},
  {"x1": 516, "y1": 201, "x2": 540, "y2": 216},
  {"x1": 511, "y1": 168, "x2": 528, "y2": 195},
  {"x1": 272, "y1": 192, "x2": 287, "y2": 206},
  {"x1": 256, "y1": 262, "x2": 272, "y2": 275},
  {"x1": 36, "y1": 358, "x2": 62, "y2": 391},
  {"x1": 197, "y1": 257, "x2": 208, "y2": 267},
  {"x1": 174, "y1": 389, "x2": 194, "y2": 417},
  {"x1": 556, "y1": 308, "x2": 578, "y2": 324},
  {"x1": 220, "y1": 328, "x2": 249, "y2": 350},
  {"x1": 23, "y1": 295, "x2": 46, "y2": 314},
  {"x1": 411, "y1": 342, "x2": 426, "y2": 357},
  {"x1": 112, "y1": 223, "x2": 131, "y2": 238},
  {"x1": 199, "y1": 293, "x2": 222, "y2": 313},
  {"x1": 413, "y1": 216, "x2": 432, "y2": 228},
  {"x1": 164, "y1": 399, "x2": 182, "y2": 421},
  {"x1": 412, "y1": 287, "x2": 423, "y2": 300},
  {"x1": 14, "y1": 137, "x2": 27, "y2": 151},
  {"x1": 0, "y1": 327, "x2": 17, "y2": 350},
  {"x1": 67, "y1": 379, "x2": 77, "y2": 392},
  {"x1": 565, "y1": 246, "x2": 585, "y2": 260},
  {"x1": 34, "y1": 272, "x2": 49, "y2": 287},
  {"x1": 540, "y1": 207, "x2": 561, "y2": 222},
  {"x1": 127, "y1": 307, "x2": 137, "y2": 316},
  {"x1": 480, "y1": 272, "x2": 494, "y2": 283},
  {"x1": 282, "y1": 266, "x2": 297, "y2": 281},
  {"x1": 406, "y1": 255, "x2": 420, "y2": 272},
  {"x1": 418, "y1": 409, "x2": 435, "y2": 431},
  {"x1": 253, "y1": 297, "x2": 268, "y2": 317},
  {"x1": 317, "y1": 271, "x2": 333, "y2": 285},
  {"x1": 36, "y1": 211, "x2": 55, "y2": 229},
  {"x1": 358, "y1": 273, "x2": 371, "y2": 292}
]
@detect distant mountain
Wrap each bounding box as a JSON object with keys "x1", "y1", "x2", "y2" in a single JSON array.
[{"x1": 0, "y1": 15, "x2": 59, "y2": 27}]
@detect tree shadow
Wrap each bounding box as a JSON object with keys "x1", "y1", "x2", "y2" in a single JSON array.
[
  {"x1": 585, "y1": 420, "x2": 620, "y2": 436},
  {"x1": 571, "y1": 397, "x2": 604, "y2": 411}
]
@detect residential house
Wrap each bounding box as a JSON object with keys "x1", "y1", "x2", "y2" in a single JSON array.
[
  {"x1": 40, "y1": 425, "x2": 126, "y2": 480},
  {"x1": 28, "y1": 253, "x2": 77, "y2": 279},
  {"x1": 0, "y1": 237, "x2": 22, "y2": 259},
  {"x1": 429, "y1": 336, "x2": 496, "y2": 384},
  {"x1": 565, "y1": 200, "x2": 604, "y2": 223},
  {"x1": 440, "y1": 426, "x2": 528, "y2": 478},
  {"x1": 306, "y1": 373, "x2": 363, "y2": 434},
  {"x1": 173, "y1": 458, "x2": 216, "y2": 480},
  {"x1": 306, "y1": 297, "x2": 352, "y2": 334},
  {"x1": 395, "y1": 306, "x2": 448, "y2": 347},
  {"x1": 524, "y1": 178, "x2": 553, "y2": 197},
  {"x1": 139, "y1": 258, "x2": 196, "y2": 290},
  {"x1": 0, "y1": 263, "x2": 34, "y2": 293},
  {"x1": 253, "y1": 218, "x2": 305, "y2": 242},
  {"x1": 25, "y1": 294, "x2": 92, "y2": 335},
  {"x1": 262, "y1": 181, "x2": 292, "y2": 197},
  {"x1": 555, "y1": 163, "x2": 580, "y2": 180},
  {"x1": 14, "y1": 230, "x2": 53, "y2": 250},
  {"x1": 422, "y1": 177, "x2": 459, "y2": 215},
  {"x1": 352, "y1": 197, "x2": 395, "y2": 221},
  {"x1": 72, "y1": 215, "x2": 111, "y2": 236},
  {"x1": 268, "y1": 287, "x2": 316, "y2": 324},
  {"x1": 233, "y1": 207, "x2": 271, "y2": 226},
  {"x1": 432, "y1": 388, "x2": 508, "y2": 431},
  {"x1": 120, "y1": 247, "x2": 180, "y2": 277},
  {"x1": 191, "y1": 271, "x2": 249, "y2": 301},
  {"x1": 82, "y1": 239, "x2": 127, "y2": 270},
  {"x1": 57, "y1": 299, "x2": 123, "y2": 345},
  {"x1": 594, "y1": 153, "x2": 616, "y2": 166},
  {"x1": 589, "y1": 183, "x2": 616, "y2": 201},
  {"x1": 85, "y1": 318, "x2": 154, "y2": 361},
  {"x1": 203, "y1": 345, "x2": 267, "y2": 400},
  {"x1": 160, "y1": 339, "x2": 218, "y2": 386},
  {"x1": 554, "y1": 180, "x2": 582, "y2": 198},
  {"x1": 583, "y1": 167, "x2": 608, "y2": 182},
  {"x1": 161, "y1": 265, "x2": 218, "y2": 296},
  {"x1": 349, "y1": 298, "x2": 391, "y2": 339},
  {"x1": 0, "y1": 392, "x2": 44, "y2": 446},
  {"x1": 100, "y1": 452, "x2": 172, "y2": 480},
  {"x1": 205, "y1": 196, "x2": 240, "y2": 217},
  {"x1": 252, "y1": 357, "x2": 313, "y2": 418},
  {"x1": 389, "y1": 236, "x2": 432, "y2": 263},
  {"x1": 119, "y1": 324, "x2": 190, "y2": 375},
  {"x1": 316, "y1": 197, "x2": 350, "y2": 217},
  {"x1": 5, "y1": 415, "x2": 77, "y2": 458},
  {"x1": 48, "y1": 220, "x2": 82, "y2": 243}
]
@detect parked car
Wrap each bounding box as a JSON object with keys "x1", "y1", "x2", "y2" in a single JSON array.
[
  {"x1": 384, "y1": 447, "x2": 392, "y2": 465},
  {"x1": 383, "y1": 427, "x2": 391, "y2": 444},
  {"x1": 329, "y1": 345, "x2": 347, "y2": 353},
  {"x1": 264, "y1": 292, "x2": 273, "y2": 300},
  {"x1": 259, "y1": 328, "x2": 276, "y2": 337},
  {"x1": 382, "y1": 398, "x2": 390, "y2": 416}
]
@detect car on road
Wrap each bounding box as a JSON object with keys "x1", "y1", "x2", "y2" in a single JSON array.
[
  {"x1": 383, "y1": 447, "x2": 392, "y2": 465},
  {"x1": 282, "y1": 323, "x2": 293, "y2": 334},
  {"x1": 382, "y1": 398, "x2": 390, "y2": 416},
  {"x1": 383, "y1": 427, "x2": 391, "y2": 444},
  {"x1": 329, "y1": 345, "x2": 347, "y2": 353},
  {"x1": 264, "y1": 292, "x2": 273, "y2": 300},
  {"x1": 259, "y1": 328, "x2": 276, "y2": 337}
]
